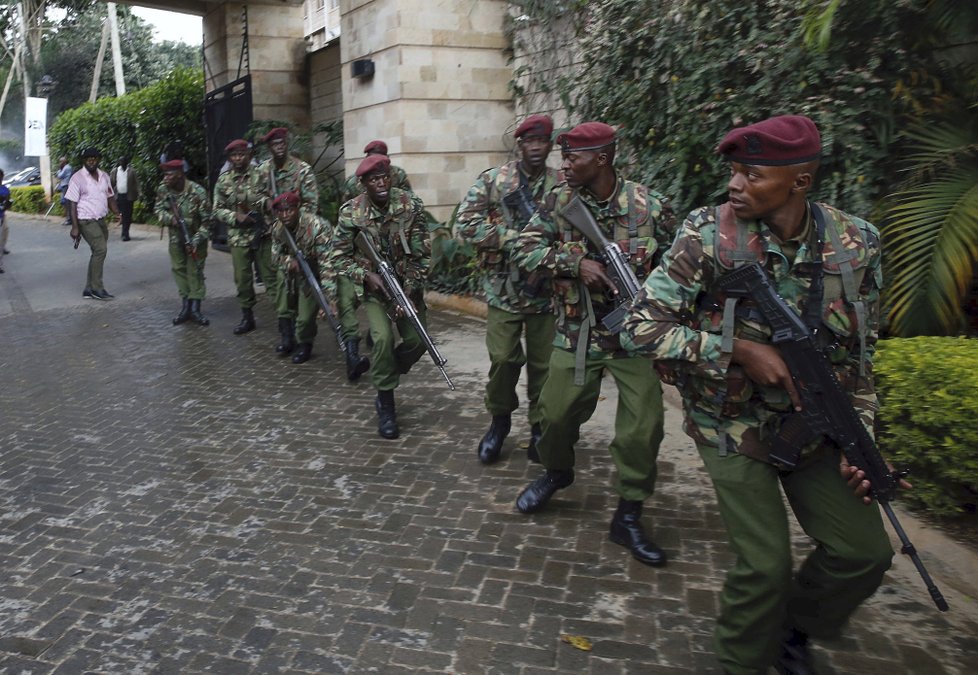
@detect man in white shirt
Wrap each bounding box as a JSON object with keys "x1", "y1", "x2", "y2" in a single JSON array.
[{"x1": 111, "y1": 156, "x2": 139, "y2": 241}]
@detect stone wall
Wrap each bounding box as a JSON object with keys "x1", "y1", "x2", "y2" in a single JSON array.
[{"x1": 308, "y1": 42, "x2": 344, "y2": 178}]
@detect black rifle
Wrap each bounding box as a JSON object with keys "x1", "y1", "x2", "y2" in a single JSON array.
[
  {"x1": 562, "y1": 195, "x2": 642, "y2": 333},
  {"x1": 279, "y1": 224, "x2": 346, "y2": 355},
  {"x1": 354, "y1": 231, "x2": 455, "y2": 390},
  {"x1": 716, "y1": 261, "x2": 949, "y2": 612},
  {"x1": 167, "y1": 195, "x2": 197, "y2": 259},
  {"x1": 502, "y1": 181, "x2": 537, "y2": 223},
  {"x1": 247, "y1": 209, "x2": 268, "y2": 250}
]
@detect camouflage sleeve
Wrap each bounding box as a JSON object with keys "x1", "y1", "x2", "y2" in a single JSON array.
[
  {"x1": 211, "y1": 173, "x2": 236, "y2": 227},
  {"x1": 513, "y1": 191, "x2": 582, "y2": 279},
  {"x1": 326, "y1": 203, "x2": 367, "y2": 296},
  {"x1": 312, "y1": 215, "x2": 334, "y2": 293},
  {"x1": 395, "y1": 166, "x2": 412, "y2": 192},
  {"x1": 153, "y1": 182, "x2": 172, "y2": 229},
  {"x1": 191, "y1": 184, "x2": 212, "y2": 247},
  {"x1": 620, "y1": 211, "x2": 728, "y2": 383},
  {"x1": 454, "y1": 170, "x2": 496, "y2": 249},
  {"x1": 300, "y1": 164, "x2": 319, "y2": 214},
  {"x1": 255, "y1": 161, "x2": 273, "y2": 212},
  {"x1": 269, "y1": 221, "x2": 290, "y2": 271},
  {"x1": 850, "y1": 222, "x2": 883, "y2": 436},
  {"x1": 403, "y1": 194, "x2": 431, "y2": 295}
]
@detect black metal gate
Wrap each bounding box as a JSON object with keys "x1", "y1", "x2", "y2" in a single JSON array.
[{"x1": 203, "y1": 75, "x2": 252, "y2": 247}]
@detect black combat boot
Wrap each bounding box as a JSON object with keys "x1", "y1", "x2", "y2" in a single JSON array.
[
  {"x1": 477, "y1": 414, "x2": 511, "y2": 465},
  {"x1": 233, "y1": 308, "x2": 256, "y2": 335},
  {"x1": 774, "y1": 627, "x2": 815, "y2": 675},
  {"x1": 172, "y1": 298, "x2": 191, "y2": 325},
  {"x1": 609, "y1": 498, "x2": 667, "y2": 567},
  {"x1": 526, "y1": 422, "x2": 543, "y2": 463},
  {"x1": 189, "y1": 299, "x2": 210, "y2": 326},
  {"x1": 292, "y1": 343, "x2": 313, "y2": 364},
  {"x1": 345, "y1": 338, "x2": 370, "y2": 381},
  {"x1": 276, "y1": 318, "x2": 296, "y2": 356},
  {"x1": 375, "y1": 389, "x2": 399, "y2": 439},
  {"x1": 516, "y1": 469, "x2": 574, "y2": 514}
]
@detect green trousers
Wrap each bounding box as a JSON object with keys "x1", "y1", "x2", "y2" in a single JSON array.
[
  {"x1": 275, "y1": 271, "x2": 319, "y2": 344},
  {"x1": 169, "y1": 241, "x2": 207, "y2": 300},
  {"x1": 697, "y1": 443, "x2": 893, "y2": 674},
  {"x1": 78, "y1": 218, "x2": 108, "y2": 291},
  {"x1": 536, "y1": 348, "x2": 664, "y2": 501},
  {"x1": 364, "y1": 295, "x2": 427, "y2": 391},
  {"x1": 231, "y1": 240, "x2": 278, "y2": 310},
  {"x1": 484, "y1": 306, "x2": 554, "y2": 425},
  {"x1": 337, "y1": 276, "x2": 364, "y2": 341}
]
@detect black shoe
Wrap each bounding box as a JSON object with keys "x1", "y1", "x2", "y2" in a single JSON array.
[
  {"x1": 99, "y1": 289, "x2": 115, "y2": 299},
  {"x1": 90, "y1": 289, "x2": 113, "y2": 301},
  {"x1": 477, "y1": 414, "x2": 511, "y2": 465},
  {"x1": 276, "y1": 318, "x2": 296, "y2": 356},
  {"x1": 526, "y1": 423, "x2": 543, "y2": 463},
  {"x1": 83, "y1": 287, "x2": 95, "y2": 299},
  {"x1": 189, "y1": 299, "x2": 209, "y2": 326},
  {"x1": 292, "y1": 343, "x2": 312, "y2": 364},
  {"x1": 172, "y1": 298, "x2": 192, "y2": 325},
  {"x1": 609, "y1": 498, "x2": 667, "y2": 567},
  {"x1": 2, "y1": 248, "x2": 9, "y2": 254},
  {"x1": 121, "y1": 236, "x2": 130, "y2": 242},
  {"x1": 345, "y1": 338, "x2": 370, "y2": 381},
  {"x1": 775, "y1": 628, "x2": 815, "y2": 675},
  {"x1": 233, "y1": 308, "x2": 256, "y2": 335},
  {"x1": 375, "y1": 390, "x2": 399, "y2": 439},
  {"x1": 516, "y1": 469, "x2": 574, "y2": 514}
]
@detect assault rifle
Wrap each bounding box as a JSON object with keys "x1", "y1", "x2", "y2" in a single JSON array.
[
  {"x1": 716, "y1": 261, "x2": 949, "y2": 612},
  {"x1": 562, "y1": 195, "x2": 642, "y2": 333},
  {"x1": 502, "y1": 182, "x2": 538, "y2": 222},
  {"x1": 167, "y1": 195, "x2": 197, "y2": 259},
  {"x1": 279, "y1": 224, "x2": 346, "y2": 355},
  {"x1": 247, "y1": 209, "x2": 268, "y2": 250},
  {"x1": 354, "y1": 231, "x2": 455, "y2": 390}
]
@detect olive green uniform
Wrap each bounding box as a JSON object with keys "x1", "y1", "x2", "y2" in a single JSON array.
[
  {"x1": 270, "y1": 211, "x2": 332, "y2": 346},
  {"x1": 153, "y1": 180, "x2": 211, "y2": 300}
]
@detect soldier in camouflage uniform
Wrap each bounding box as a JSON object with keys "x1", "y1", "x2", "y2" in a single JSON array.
[
  {"x1": 512, "y1": 122, "x2": 674, "y2": 568},
  {"x1": 268, "y1": 192, "x2": 332, "y2": 364},
  {"x1": 325, "y1": 154, "x2": 431, "y2": 439},
  {"x1": 455, "y1": 114, "x2": 560, "y2": 465},
  {"x1": 212, "y1": 139, "x2": 278, "y2": 336},
  {"x1": 340, "y1": 140, "x2": 412, "y2": 204},
  {"x1": 620, "y1": 115, "x2": 898, "y2": 675},
  {"x1": 154, "y1": 160, "x2": 212, "y2": 326},
  {"x1": 256, "y1": 127, "x2": 320, "y2": 355}
]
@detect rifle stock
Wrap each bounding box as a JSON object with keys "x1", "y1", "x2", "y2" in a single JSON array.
[
  {"x1": 168, "y1": 195, "x2": 197, "y2": 259},
  {"x1": 354, "y1": 231, "x2": 455, "y2": 390}
]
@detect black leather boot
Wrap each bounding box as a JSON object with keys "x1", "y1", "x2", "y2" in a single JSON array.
[
  {"x1": 609, "y1": 498, "x2": 667, "y2": 567},
  {"x1": 345, "y1": 338, "x2": 370, "y2": 381},
  {"x1": 375, "y1": 389, "x2": 399, "y2": 439},
  {"x1": 276, "y1": 318, "x2": 296, "y2": 356},
  {"x1": 172, "y1": 298, "x2": 191, "y2": 325},
  {"x1": 233, "y1": 308, "x2": 256, "y2": 335},
  {"x1": 292, "y1": 343, "x2": 312, "y2": 364},
  {"x1": 477, "y1": 414, "x2": 511, "y2": 465},
  {"x1": 189, "y1": 299, "x2": 209, "y2": 326},
  {"x1": 516, "y1": 469, "x2": 574, "y2": 514},
  {"x1": 774, "y1": 627, "x2": 815, "y2": 675},
  {"x1": 526, "y1": 422, "x2": 543, "y2": 463}
]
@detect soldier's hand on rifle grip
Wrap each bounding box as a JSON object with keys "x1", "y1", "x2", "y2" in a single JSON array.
[
  {"x1": 364, "y1": 272, "x2": 390, "y2": 300},
  {"x1": 579, "y1": 258, "x2": 619, "y2": 295},
  {"x1": 731, "y1": 339, "x2": 802, "y2": 411},
  {"x1": 288, "y1": 259, "x2": 299, "y2": 274},
  {"x1": 841, "y1": 457, "x2": 912, "y2": 505}
]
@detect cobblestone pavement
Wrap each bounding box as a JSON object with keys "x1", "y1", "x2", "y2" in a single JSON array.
[{"x1": 1, "y1": 215, "x2": 976, "y2": 673}]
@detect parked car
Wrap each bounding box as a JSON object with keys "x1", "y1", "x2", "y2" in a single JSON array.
[{"x1": 3, "y1": 166, "x2": 41, "y2": 187}]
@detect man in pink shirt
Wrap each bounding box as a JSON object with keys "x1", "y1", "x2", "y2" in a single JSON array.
[{"x1": 67, "y1": 147, "x2": 119, "y2": 300}]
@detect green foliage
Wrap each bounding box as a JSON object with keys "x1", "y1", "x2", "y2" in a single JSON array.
[
  {"x1": 48, "y1": 68, "x2": 205, "y2": 221},
  {"x1": 875, "y1": 337, "x2": 978, "y2": 516},
  {"x1": 427, "y1": 205, "x2": 480, "y2": 296},
  {"x1": 9, "y1": 186, "x2": 46, "y2": 214}
]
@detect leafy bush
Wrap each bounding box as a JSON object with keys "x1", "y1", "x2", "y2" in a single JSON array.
[
  {"x1": 9, "y1": 186, "x2": 47, "y2": 214},
  {"x1": 875, "y1": 337, "x2": 978, "y2": 516},
  {"x1": 427, "y1": 205, "x2": 480, "y2": 296}
]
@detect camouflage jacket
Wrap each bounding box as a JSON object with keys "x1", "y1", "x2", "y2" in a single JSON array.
[
  {"x1": 256, "y1": 156, "x2": 319, "y2": 214},
  {"x1": 270, "y1": 211, "x2": 332, "y2": 297},
  {"x1": 513, "y1": 174, "x2": 675, "y2": 359},
  {"x1": 340, "y1": 164, "x2": 411, "y2": 204},
  {"x1": 212, "y1": 166, "x2": 267, "y2": 249},
  {"x1": 153, "y1": 179, "x2": 212, "y2": 249},
  {"x1": 620, "y1": 202, "x2": 883, "y2": 461},
  {"x1": 325, "y1": 187, "x2": 430, "y2": 301},
  {"x1": 455, "y1": 160, "x2": 562, "y2": 314}
]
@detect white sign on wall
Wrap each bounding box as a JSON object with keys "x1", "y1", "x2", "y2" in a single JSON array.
[{"x1": 25, "y1": 96, "x2": 48, "y2": 156}]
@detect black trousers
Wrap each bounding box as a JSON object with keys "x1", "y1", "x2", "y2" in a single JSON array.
[{"x1": 118, "y1": 194, "x2": 133, "y2": 236}]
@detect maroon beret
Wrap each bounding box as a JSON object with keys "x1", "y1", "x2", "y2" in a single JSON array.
[
  {"x1": 356, "y1": 154, "x2": 391, "y2": 178},
  {"x1": 717, "y1": 115, "x2": 821, "y2": 166},
  {"x1": 363, "y1": 140, "x2": 388, "y2": 155},
  {"x1": 224, "y1": 139, "x2": 249, "y2": 153},
  {"x1": 262, "y1": 127, "x2": 289, "y2": 143},
  {"x1": 556, "y1": 122, "x2": 616, "y2": 152},
  {"x1": 515, "y1": 114, "x2": 553, "y2": 140},
  {"x1": 272, "y1": 191, "x2": 300, "y2": 210},
  {"x1": 159, "y1": 159, "x2": 185, "y2": 172}
]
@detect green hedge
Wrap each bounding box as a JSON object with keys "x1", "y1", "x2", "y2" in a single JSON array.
[
  {"x1": 876, "y1": 337, "x2": 978, "y2": 516},
  {"x1": 9, "y1": 186, "x2": 47, "y2": 214}
]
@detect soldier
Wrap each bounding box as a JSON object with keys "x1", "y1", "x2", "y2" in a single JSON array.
[
  {"x1": 268, "y1": 191, "x2": 332, "y2": 364},
  {"x1": 455, "y1": 114, "x2": 561, "y2": 465},
  {"x1": 511, "y1": 122, "x2": 674, "y2": 568},
  {"x1": 620, "y1": 115, "x2": 898, "y2": 674},
  {"x1": 340, "y1": 140, "x2": 412, "y2": 204},
  {"x1": 154, "y1": 160, "x2": 212, "y2": 326},
  {"x1": 325, "y1": 154, "x2": 431, "y2": 439},
  {"x1": 212, "y1": 139, "x2": 278, "y2": 335}
]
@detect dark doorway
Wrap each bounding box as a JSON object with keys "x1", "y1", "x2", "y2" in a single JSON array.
[{"x1": 203, "y1": 75, "x2": 253, "y2": 249}]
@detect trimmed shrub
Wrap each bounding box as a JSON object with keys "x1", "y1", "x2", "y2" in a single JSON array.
[
  {"x1": 9, "y1": 186, "x2": 47, "y2": 214},
  {"x1": 875, "y1": 337, "x2": 978, "y2": 516}
]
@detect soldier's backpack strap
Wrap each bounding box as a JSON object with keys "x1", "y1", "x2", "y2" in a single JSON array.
[
  {"x1": 574, "y1": 284, "x2": 598, "y2": 386},
  {"x1": 714, "y1": 203, "x2": 760, "y2": 355},
  {"x1": 805, "y1": 202, "x2": 826, "y2": 335},
  {"x1": 820, "y1": 203, "x2": 869, "y2": 376},
  {"x1": 397, "y1": 191, "x2": 414, "y2": 255},
  {"x1": 626, "y1": 188, "x2": 639, "y2": 256}
]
